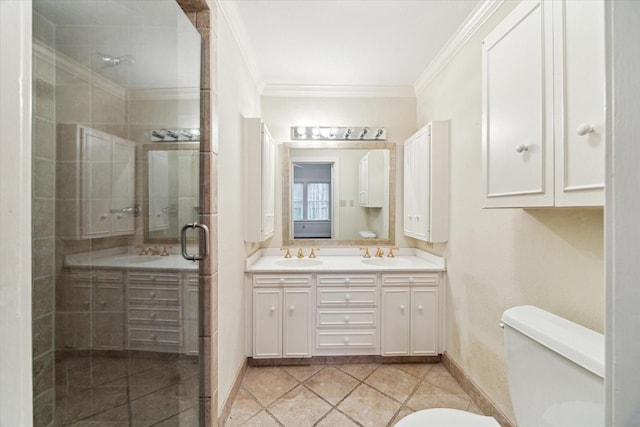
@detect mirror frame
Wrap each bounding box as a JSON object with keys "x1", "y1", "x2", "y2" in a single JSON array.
[
  {"x1": 143, "y1": 142, "x2": 199, "y2": 244},
  {"x1": 282, "y1": 141, "x2": 396, "y2": 247}
]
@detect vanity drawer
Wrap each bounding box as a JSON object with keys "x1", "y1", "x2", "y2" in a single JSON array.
[
  {"x1": 317, "y1": 309, "x2": 376, "y2": 328},
  {"x1": 382, "y1": 273, "x2": 439, "y2": 286},
  {"x1": 128, "y1": 271, "x2": 180, "y2": 286},
  {"x1": 253, "y1": 274, "x2": 313, "y2": 287},
  {"x1": 317, "y1": 274, "x2": 376, "y2": 287},
  {"x1": 128, "y1": 327, "x2": 181, "y2": 348},
  {"x1": 317, "y1": 288, "x2": 377, "y2": 306},
  {"x1": 128, "y1": 307, "x2": 180, "y2": 325},
  {"x1": 316, "y1": 330, "x2": 377, "y2": 349},
  {"x1": 128, "y1": 286, "x2": 180, "y2": 306}
]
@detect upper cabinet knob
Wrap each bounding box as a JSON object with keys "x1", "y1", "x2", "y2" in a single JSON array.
[
  {"x1": 576, "y1": 123, "x2": 594, "y2": 136},
  {"x1": 269, "y1": 306, "x2": 276, "y2": 312},
  {"x1": 516, "y1": 144, "x2": 529, "y2": 153}
]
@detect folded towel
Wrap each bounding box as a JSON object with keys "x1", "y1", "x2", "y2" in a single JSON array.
[{"x1": 359, "y1": 230, "x2": 376, "y2": 238}]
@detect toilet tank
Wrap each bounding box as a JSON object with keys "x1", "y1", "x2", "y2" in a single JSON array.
[{"x1": 501, "y1": 306, "x2": 604, "y2": 427}]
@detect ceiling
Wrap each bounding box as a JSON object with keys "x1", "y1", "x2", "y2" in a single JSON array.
[{"x1": 229, "y1": 0, "x2": 480, "y2": 91}]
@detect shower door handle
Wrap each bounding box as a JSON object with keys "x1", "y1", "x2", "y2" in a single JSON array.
[{"x1": 181, "y1": 222, "x2": 209, "y2": 261}]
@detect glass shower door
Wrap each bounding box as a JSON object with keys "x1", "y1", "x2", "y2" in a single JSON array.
[{"x1": 31, "y1": 1, "x2": 202, "y2": 425}]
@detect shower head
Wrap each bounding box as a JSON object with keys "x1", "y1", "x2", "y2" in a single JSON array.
[{"x1": 97, "y1": 52, "x2": 135, "y2": 68}]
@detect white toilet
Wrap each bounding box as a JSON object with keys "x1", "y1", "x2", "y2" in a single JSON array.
[{"x1": 395, "y1": 305, "x2": 604, "y2": 427}]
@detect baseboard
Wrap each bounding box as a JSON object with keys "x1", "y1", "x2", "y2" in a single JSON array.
[
  {"x1": 248, "y1": 354, "x2": 441, "y2": 367},
  {"x1": 441, "y1": 352, "x2": 515, "y2": 427},
  {"x1": 218, "y1": 358, "x2": 248, "y2": 426}
]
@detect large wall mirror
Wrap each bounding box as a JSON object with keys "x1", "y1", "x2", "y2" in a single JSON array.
[
  {"x1": 282, "y1": 141, "x2": 396, "y2": 247},
  {"x1": 143, "y1": 143, "x2": 199, "y2": 243}
]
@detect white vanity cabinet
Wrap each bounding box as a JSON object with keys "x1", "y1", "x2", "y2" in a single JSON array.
[
  {"x1": 183, "y1": 273, "x2": 199, "y2": 356},
  {"x1": 381, "y1": 274, "x2": 439, "y2": 356},
  {"x1": 252, "y1": 274, "x2": 313, "y2": 358},
  {"x1": 358, "y1": 151, "x2": 386, "y2": 208},
  {"x1": 482, "y1": 0, "x2": 604, "y2": 208},
  {"x1": 315, "y1": 274, "x2": 378, "y2": 355},
  {"x1": 57, "y1": 124, "x2": 135, "y2": 239},
  {"x1": 403, "y1": 121, "x2": 449, "y2": 242},
  {"x1": 244, "y1": 118, "x2": 276, "y2": 242}
]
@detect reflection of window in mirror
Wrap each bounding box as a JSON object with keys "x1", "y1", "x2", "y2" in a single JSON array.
[{"x1": 293, "y1": 162, "x2": 332, "y2": 239}]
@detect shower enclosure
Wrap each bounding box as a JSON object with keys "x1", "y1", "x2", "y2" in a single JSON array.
[{"x1": 31, "y1": 1, "x2": 204, "y2": 425}]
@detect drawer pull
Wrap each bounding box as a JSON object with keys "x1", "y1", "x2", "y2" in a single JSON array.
[
  {"x1": 400, "y1": 304, "x2": 406, "y2": 311},
  {"x1": 270, "y1": 306, "x2": 276, "y2": 312},
  {"x1": 345, "y1": 294, "x2": 351, "y2": 301},
  {"x1": 289, "y1": 305, "x2": 295, "y2": 312},
  {"x1": 417, "y1": 305, "x2": 423, "y2": 311},
  {"x1": 344, "y1": 337, "x2": 350, "y2": 344},
  {"x1": 344, "y1": 315, "x2": 350, "y2": 323}
]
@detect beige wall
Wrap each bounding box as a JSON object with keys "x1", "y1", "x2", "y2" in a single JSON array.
[
  {"x1": 261, "y1": 96, "x2": 416, "y2": 248},
  {"x1": 415, "y1": 1, "x2": 605, "y2": 422},
  {"x1": 216, "y1": 5, "x2": 262, "y2": 412}
]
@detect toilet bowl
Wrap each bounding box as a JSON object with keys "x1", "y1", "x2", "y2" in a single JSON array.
[
  {"x1": 394, "y1": 408, "x2": 499, "y2": 427},
  {"x1": 394, "y1": 305, "x2": 604, "y2": 427}
]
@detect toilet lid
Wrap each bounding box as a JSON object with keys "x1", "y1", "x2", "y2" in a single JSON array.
[{"x1": 394, "y1": 408, "x2": 500, "y2": 427}]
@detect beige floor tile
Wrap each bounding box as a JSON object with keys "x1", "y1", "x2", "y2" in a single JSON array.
[
  {"x1": 365, "y1": 365, "x2": 420, "y2": 403},
  {"x1": 91, "y1": 357, "x2": 128, "y2": 386},
  {"x1": 467, "y1": 399, "x2": 485, "y2": 415},
  {"x1": 391, "y1": 406, "x2": 415, "y2": 425},
  {"x1": 304, "y1": 367, "x2": 359, "y2": 405},
  {"x1": 225, "y1": 388, "x2": 263, "y2": 427},
  {"x1": 243, "y1": 410, "x2": 281, "y2": 427},
  {"x1": 129, "y1": 366, "x2": 182, "y2": 400},
  {"x1": 338, "y1": 383, "x2": 401, "y2": 427},
  {"x1": 334, "y1": 363, "x2": 379, "y2": 381},
  {"x1": 242, "y1": 367, "x2": 298, "y2": 406},
  {"x1": 423, "y1": 364, "x2": 468, "y2": 398},
  {"x1": 406, "y1": 381, "x2": 470, "y2": 412},
  {"x1": 83, "y1": 403, "x2": 130, "y2": 422},
  {"x1": 269, "y1": 385, "x2": 331, "y2": 426},
  {"x1": 280, "y1": 365, "x2": 322, "y2": 382},
  {"x1": 393, "y1": 363, "x2": 434, "y2": 380},
  {"x1": 152, "y1": 407, "x2": 199, "y2": 427},
  {"x1": 130, "y1": 386, "x2": 183, "y2": 426},
  {"x1": 315, "y1": 409, "x2": 360, "y2": 427}
]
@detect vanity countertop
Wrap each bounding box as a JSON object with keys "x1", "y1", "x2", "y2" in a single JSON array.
[
  {"x1": 65, "y1": 247, "x2": 198, "y2": 271},
  {"x1": 246, "y1": 248, "x2": 446, "y2": 273}
]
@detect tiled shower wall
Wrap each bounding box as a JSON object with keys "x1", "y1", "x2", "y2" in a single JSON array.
[{"x1": 32, "y1": 13, "x2": 56, "y2": 427}]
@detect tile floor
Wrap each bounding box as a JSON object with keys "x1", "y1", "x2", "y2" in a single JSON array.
[
  {"x1": 224, "y1": 363, "x2": 483, "y2": 427},
  {"x1": 54, "y1": 354, "x2": 199, "y2": 426}
]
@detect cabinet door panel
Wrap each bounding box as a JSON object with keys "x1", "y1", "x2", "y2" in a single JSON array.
[
  {"x1": 403, "y1": 139, "x2": 415, "y2": 236},
  {"x1": 554, "y1": 0, "x2": 605, "y2": 206},
  {"x1": 111, "y1": 138, "x2": 135, "y2": 235},
  {"x1": 381, "y1": 288, "x2": 410, "y2": 356},
  {"x1": 253, "y1": 289, "x2": 282, "y2": 358},
  {"x1": 283, "y1": 289, "x2": 311, "y2": 357},
  {"x1": 482, "y1": 1, "x2": 554, "y2": 207},
  {"x1": 411, "y1": 288, "x2": 438, "y2": 355}
]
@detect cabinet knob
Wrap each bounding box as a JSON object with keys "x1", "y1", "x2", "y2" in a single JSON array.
[
  {"x1": 151, "y1": 334, "x2": 157, "y2": 341},
  {"x1": 279, "y1": 278, "x2": 285, "y2": 284},
  {"x1": 576, "y1": 123, "x2": 594, "y2": 136},
  {"x1": 117, "y1": 213, "x2": 123, "y2": 219},
  {"x1": 100, "y1": 214, "x2": 108, "y2": 220},
  {"x1": 345, "y1": 294, "x2": 351, "y2": 301},
  {"x1": 289, "y1": 305, "x2": 295, "y2": 312},
  {"x1": 150, "y1": 292, "x2": 156, "y2": 298},
  {"x1": 344, "y1": 337, "x2": 350, "y2": 344},
  {"x1": 100, "y1": 301, "x2": 106, "y2": 307},
  {"x1": 415, "y1": 216, "x2": 420, "y2": 222},
  {"x1": 344, "y1": 315, "x2": 351, "y2": 323},
  {"x1": 409, "y1": 277, "x2": 415, "y2": 284},
  {"x1": 516, "y1": 144, "x2": 529, "y2": 153},
  {"x1": 400, "y1": 304, "x2": 406, "y2": 311},
  {"x1": 151, "y1": 313, "x2": 157, "y2": 319},
  {"x1": 345, "y1": 278, "x2": 351, "y2": 285},
  {"x1": 417, "y1": 305, "x2": 423, "y2": 311},
  {"x1": 269, "y1": 306, "x2": 276, "y2": 312}
]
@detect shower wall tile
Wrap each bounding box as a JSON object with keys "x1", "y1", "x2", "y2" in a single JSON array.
[
  {"x1": 91, "y1": 86, "x2": 127, "y2": 125},
  {"x1": 33, "y1": 237, "x2": 55, "y2": 279},
  {"x1": 33, "y1": 351, "x2": 54, "y2": 397},
  {"x1": 33, "y1": 387, "x2": 54, "y2": 427},
  {"x1": 33, "y1": 54, "x2": 55, "y2": 85},
  {"x1": 56, "y1": 84, "x2": 91, "y2": 124},
  {"x1": 32, "y1": 275, "x2": 55, "y2": 319},
  {"x1": 32, "y1": 313, "x2": 54, "y2": 358},
  {"x1": 33, "y1": 12, "x2": 54, "y2": 48},
  {"x1": 33, "y1": 118, "x2": 56, "y2": 160},
  {"x1": 34, "y1": 79, "x2": 55, "y2": 119},
  {"x1": 55, "y1": 312, "x2": 92, "y2": 350},
  {"x1": 33, "y1": 158, "x2": 55, "y2": 198},
  {"x1": 33, "y1": 198, "x2": 55, "y2": 238}
]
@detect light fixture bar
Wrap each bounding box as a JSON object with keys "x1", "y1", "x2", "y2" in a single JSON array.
[
  {"x1": 150, "y1": 128, "x2": 200, "y2": 142},
  {"x1": 290, "y1": 126, "x2": 387, "y2": 141}
]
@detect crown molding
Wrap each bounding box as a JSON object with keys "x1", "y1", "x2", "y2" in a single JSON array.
[
  {"x1": 215, "y1": 0, "x2": 264, "y2": 92},
  {"x1": 413, "y1": 0, "x2": 505, "y2": 95},
  {"x1": 262, "y1": 84, "x2": 416, "y2": 99}
]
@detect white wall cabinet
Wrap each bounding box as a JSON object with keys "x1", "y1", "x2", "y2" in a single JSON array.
[
  {"x1": 244, "y1": 117, "x2": 276, "y2": 242},
  {"x1": 57, "y1": 125, "x2": 135, "y2": 239},
  {"x1": 358, "y1": 150, "x2": 386, "y2": 207},
  {"x1": 403, "y1": 121, "x2": 449, "y2": 242},
  {"x1": 381, "y1": 274, "x2": 439, "y2": 356},
  {"x1": 252, "y1": 275, "x2": 313, "y2": 358},
  {"x1": 482, "y1": 0, "x2": 604, "y2": 208}
]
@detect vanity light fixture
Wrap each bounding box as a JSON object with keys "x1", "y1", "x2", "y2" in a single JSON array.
[
  {"x1": 290, "y1": 126, "x2": 386, "y2": 141},
  {"x1": 150, "y1": 128, "x2": 201, "y2": 142}
]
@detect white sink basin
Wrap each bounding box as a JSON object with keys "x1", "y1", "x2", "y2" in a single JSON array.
[
  {"x1": 361, "y1": 257, "x2": 410, "y2": 267},
  {"x1": 275, "y1": 258, "x2": 323, "y2": 267}
]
